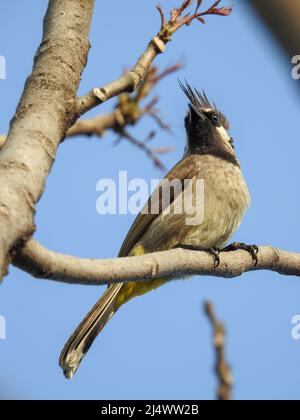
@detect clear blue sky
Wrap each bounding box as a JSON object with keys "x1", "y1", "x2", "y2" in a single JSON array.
[{"x1": 1, "y1": 0, "x2": 300, "y2": 400}]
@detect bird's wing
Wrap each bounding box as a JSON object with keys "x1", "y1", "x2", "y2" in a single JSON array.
[{"x1": 118, "y1": 154, "x2": 198, "y2": 257}]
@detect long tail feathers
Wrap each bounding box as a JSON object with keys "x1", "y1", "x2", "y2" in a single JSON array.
[{"x1": 59, "y1": 283, "x2": 123, "y2": 379}]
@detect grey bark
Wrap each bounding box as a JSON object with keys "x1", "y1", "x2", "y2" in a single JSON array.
[
  {"x1": 14, "y1": 239, "x2": 300, "y2": 286},
  {"x1": 0, "y1": 0, "x2": 94, "y2": 279}
]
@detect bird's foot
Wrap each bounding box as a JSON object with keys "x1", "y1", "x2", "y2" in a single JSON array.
[
  {"x1": 222, "y1": 242, "x2": 259, "y2": 266},
  {"x1": 174, "y1": 243, "x2": 221, "y2": 268}
]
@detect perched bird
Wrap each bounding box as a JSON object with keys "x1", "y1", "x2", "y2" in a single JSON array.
[{"x1": 60, "y1": 82, "x2": 252, "y2": 378}]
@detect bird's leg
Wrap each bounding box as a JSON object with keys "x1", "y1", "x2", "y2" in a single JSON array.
[
  {"x1": 222, "y1": 242, "x2": 259, "y2": 266},
  {"x1": 174, "y1": 243, "x2": 221, "y2": 268}
]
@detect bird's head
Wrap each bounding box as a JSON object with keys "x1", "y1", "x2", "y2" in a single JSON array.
[{"x1": 179, "y1": 81, "x2": 238, "y2": 166}]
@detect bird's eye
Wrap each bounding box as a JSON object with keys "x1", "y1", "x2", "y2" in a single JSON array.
[{"x1": 211, "y1": 113, "x2": 220, "y2": 125}]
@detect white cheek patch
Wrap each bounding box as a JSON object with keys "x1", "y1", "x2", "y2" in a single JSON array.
[{"x1": 216, "y1": 125, "x2": 231, "y2": 143}]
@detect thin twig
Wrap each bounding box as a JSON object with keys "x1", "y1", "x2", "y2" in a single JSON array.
[
  {"x1": 115, "y1": 129, "x2": 167, "y2": 172},
  {"x1": 69, "y1": 64, "x2": 180, "y2": 140},
  {"x1": 204, "y1": 301, "x2": 233, "y2": 401},
  {"x1": 76, "y1": 0, "x2": 232, "y2": 116}
]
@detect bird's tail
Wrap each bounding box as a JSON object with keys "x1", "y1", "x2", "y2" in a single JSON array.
[{"x1": 59, "y1": 283, "x2": 123, "y2": 379}]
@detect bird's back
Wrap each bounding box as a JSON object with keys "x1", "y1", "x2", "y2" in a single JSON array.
[
  {"x1": 136, "y1": 154, "x2": 250, "y2": 253},
  {"x1": 115, "y1": 154, "x2": 250, "y2": 308}
]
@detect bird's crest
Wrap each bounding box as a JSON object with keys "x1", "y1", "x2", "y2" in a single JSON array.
[{"x1": 179, "y1": 80, "x2": 229, "y2": 128}]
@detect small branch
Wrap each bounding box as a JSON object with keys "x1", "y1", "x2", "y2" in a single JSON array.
[
  {"x1": 2, "y1": 65, "x2": 178, "y2": 168},
  {"x1": 114, "y1": 129, "x2": 167, "y2": 172},
  {"x1": 70, "y1": 64, "x2": 180, "y2": 139},
  {"x1": 204, "y1": 301, "x2": 232, "y2": 401},
  {"x1": 76, "y1": 0, "x2": 232, "y2": 116},
  {"x1": 65, "y1": 64, "x2": 181, "y2": 167},
  {"x1": 13, "y1": 240, "x2": 300, "y2": 286},
  {"x1": 66, "y1": 113, "x2": 118, "y2": 138},
  {"x1": 67, "y1": 64, "x2": 181, "y2": 139}
]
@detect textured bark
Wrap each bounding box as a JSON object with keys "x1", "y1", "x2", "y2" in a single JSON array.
[
  {"x1": 1, "y1": 0, "x2": 219, "y2": 281},
  {"x1": 1, "y1": 114, "x2": 118, "y2": 142},
  {"x1": 0, "y1": 0, "x2": 94, "y2": 279},
  {"x1": 76, "y1": 40, "x2": 163, "y2": 116},
  {"x1": 14, "y1": 239, "x2": 300, "y2": 285},
  {"x1": 249, "y1": 0, "x2": 300, "y2": 58}
]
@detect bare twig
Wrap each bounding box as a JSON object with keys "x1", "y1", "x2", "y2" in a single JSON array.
[
  {"x1": 13, "y1": 240, "x2": 300, "y2": 286},
  {"x1": 144, "y1": 109, "x2": 172, "y2": 132},
  {"x1": 0, "y1": 65, "x2": 181, "y2": 152},
  {"x1": 66, "y1": 64, "x2": 180, "y2": 167},
  {"x1": 204, "y1": 301, "x2": 233, "y2": 401},
  {"x1": 64, "y1": 64, "x2": 180, "y2": 140},
  {"x1": 66, "y1": 113, "x2": 118, "y2": 139},
  {"x1": 76, "y1": 0, "x2": 232, "y2": 116},
  {"x1": 1, "y1": 65, "x2": 179, "y2": 167},
  {"x1": 151, "y1": 147, "x2": 176, "y2": 155},
  {"x1": 115, "y1": 129, "x2": 167, "y2": 172}
]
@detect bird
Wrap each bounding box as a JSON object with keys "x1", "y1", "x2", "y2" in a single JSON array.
[{"x1": 59, "y1": 81, "x2": 252, "y2": 378}]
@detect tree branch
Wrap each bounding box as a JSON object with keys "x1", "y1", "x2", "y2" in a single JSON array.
[
  {"x1": 0, "y1": 0, "x2": 94, "y2": 280},
  {"x1": 0, "y1": 1, "x2": 230, "y2": 281},
  {"x1": 114, "y1": 129, "x2": 167, "y2": 172},
  {"x1": 13, "y1": 239, "x2": 300, "y2": 286},
  {"x1": 204, "y1": 301, "x2": 232, "y2": 401},
  {"x1": 66, "y1": 113, "x2": 117, "y2": 139},
  {"x1": 75, "y1": 0, "x2": 232, "y2": 117},
  {"x1": 1, "y1": 64, "x2": 179, "y2": 170},
  {"x1": 66, "y1": 64, "x2": 181, "y2": 170},
  {"x1": 67, "y1": 64, "x2": 181, "y2": 140}
]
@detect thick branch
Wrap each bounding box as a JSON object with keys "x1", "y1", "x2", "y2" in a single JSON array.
[
  {"x1": 0, "y1": 0, "x2": 94, "y2": 280},
  {"x1": 0, "y1": 1, "x2": 231, "y2": 282},
  {"x1": 13, "y1": 239, "x2": 300, "y2": 286},
  {"x1": 1, "y1": 114, "x2": 117, "y2": 142},
  {"x1": 204, "y1": 302, "x2": 232, "y2": 401}
]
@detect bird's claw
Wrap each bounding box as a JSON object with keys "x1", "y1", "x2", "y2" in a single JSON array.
[
  {"x1": 207, "y1": 246, "x2": 221, "y2": 268},
  {"x1": 222, "y1": 242, "x2": 259, "y2": 266},
  {"x1": 174, "y1": 244, "x2": 221, "y2": 268}
]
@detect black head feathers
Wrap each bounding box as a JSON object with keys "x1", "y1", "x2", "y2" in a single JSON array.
[{"x1": 179, "y1": 80, "x2": 229, "y2": 129}]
